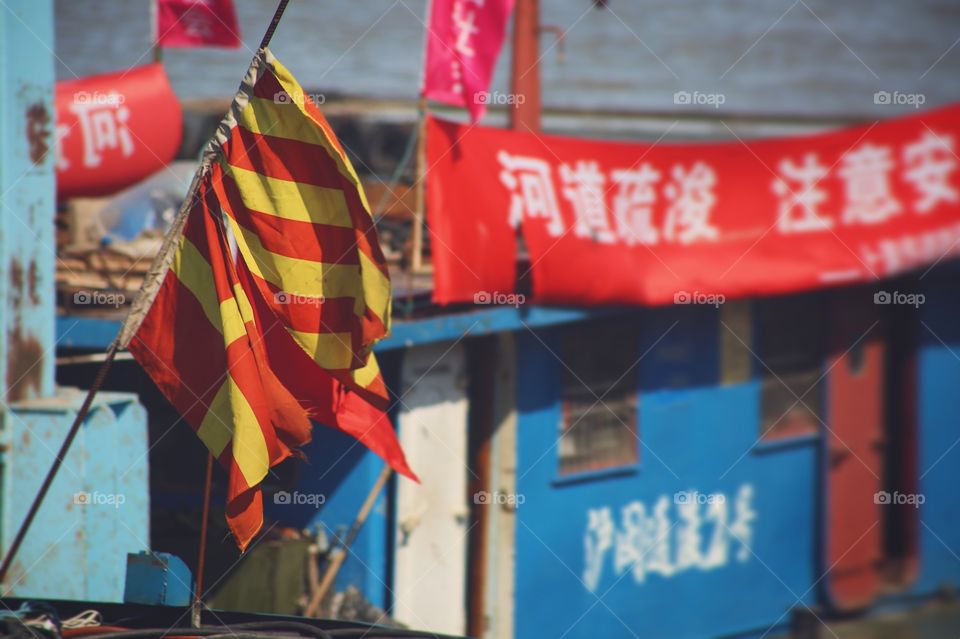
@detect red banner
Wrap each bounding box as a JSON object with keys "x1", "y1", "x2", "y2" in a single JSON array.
[
  {"x1": 426, "y1": 106, "x2": 960, "y2": 306},
  {"x1": 155, "y1": 0, "x2": 242, "y2": 49},
  {"x1": 55, "y1": 64, "x2": 183, "y2": 199},
  {"x1": 422, "y1": 0, "x2": 515, "y2": 122}
]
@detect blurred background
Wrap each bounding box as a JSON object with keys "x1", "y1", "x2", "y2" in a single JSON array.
[
  {"x1": 55, "y1": 0, "x2": 960, "y2": 117},
  {"x1": 0, "y1": 1, "x2": 958, "y2": 639}
]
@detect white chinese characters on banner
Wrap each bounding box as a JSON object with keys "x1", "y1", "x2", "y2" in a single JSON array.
[
  {"x1": 582, "y1": 484, "x2": 757, "y2": 593},
  {"x1": 773, "y1": 132, "x2": 957, "y2": 234},
  {"x1": 560, "y1": 160, "x2": 616, "y2": 243},
  {"x1": 903, "y1": 131, "x2": 959, "y2": 213},
  {"x1": 498, "y1": 152, "x2": 723, "y2": 245},
  {"x1": 611, "y1": 164, "x2": 661, "y2": 246},
  {"x1": 54, "y1": 122, "x2": 72, "y2": 172},
  {"x1": 772, "y1": 153, "x2": 832, "y2": 234},
  {"x1": 450, "y1": 0, "x2": 482, "y2": 95},
  {"x1": 663, "y1": 162, "x2": 720, "y2": 244},
  {"x1": 499, "y1": 150, "x2": 565, "y2": 236},
  {"x1": 838, "y1": 143, "x2": 901, "y2": 225},
  {"x1": 61, "y1": 101, "x2": 135, "y2": 170},
  {"x1": 498, "y1": 131, "x2": 958, "y2": 246}
]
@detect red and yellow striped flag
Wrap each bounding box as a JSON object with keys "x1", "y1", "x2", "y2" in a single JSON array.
[{"x1": 122, "y1": 49, "x2": 416, "y2": 550}]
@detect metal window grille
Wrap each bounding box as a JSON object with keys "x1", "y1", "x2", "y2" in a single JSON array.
[
  {"x1": 756, "y1": 295, "x2": 824, "y2": 441},
  {"x1": 558, "y1": 323, "x2": 639, "y2": 475}
]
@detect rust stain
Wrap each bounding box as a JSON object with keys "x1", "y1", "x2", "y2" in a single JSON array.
[
  {"x1": 6, "y1": 327, "x2": 43, "y2": 402},
  {"x1": 7, "y1": 258, "x2": 43, "y2": 402},
  {"x1": 27, "y1": 260, "x2": 40, "y2": 306},
  {"x1": 25, "y1": 102, "x2": 51, "y2": 165},
  {"x1": 9, "y1": 259, "x2": 23, "y2": 293}
]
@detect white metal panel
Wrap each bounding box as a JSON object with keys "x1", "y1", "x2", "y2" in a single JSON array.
[
  {"x1": 484, "y1": 334, "x2": 517, "y2": 639},
  {"x1": 393, "y1": 341, "x2": 470, "y2": 635}
]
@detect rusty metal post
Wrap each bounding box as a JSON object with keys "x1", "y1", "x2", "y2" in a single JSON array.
[
  {"x1": 0, "y1": 0, "x2": 56, "y2": 405},
  {"x1": 509, "y1": 0, "x2": 542, "y2": 132}
]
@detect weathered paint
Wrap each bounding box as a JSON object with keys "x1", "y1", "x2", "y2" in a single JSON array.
[
  {"x1": 1, "y1": 391, "x2": 149, "y2": 601},
  {"x1": 0, "y1": 0, "x2": 56, "y2": 402},
  {"x1": 124, "y1": 551, "x2": 193, "y2": 606},
  {"x1": 393, "y1": 341, "x2": 469, "y2": 635},
  {"x1": 482, "y1": 333, "x2": 518, "y2": 639},
  {"x1": 0, "y1": 1, "x2": 152, "y2": 604},
  {"x1": 514, "y1": 305, "x2": 818, "y2": 639},
  {"x1": 903, "y1": 266, "x2": 960, "y2": 598},
  {"x1": 823, "y1": 294, "x2": 886, "y2": 609}
]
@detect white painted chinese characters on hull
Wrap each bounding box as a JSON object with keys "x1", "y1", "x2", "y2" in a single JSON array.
[{"x1": 582, "y1": 484, "x2": 757, "y2": 593}]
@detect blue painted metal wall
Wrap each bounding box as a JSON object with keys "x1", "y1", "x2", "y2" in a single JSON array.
[
  {"x1": 56, "y1": 305, "x2": 622, "y2": 353},
  {"x1": 263, "y1": 427, "x2": 391, "y2": 608},
  {"x1": 52, "y1": 272, "x2": 960, "y2": 625},
  {"x1": 0, "y1": 0, "x2": 152, "y2": 603},
  {"x1": 514, "y1": 306, "x2": 818, "y2": 639},
  {"x1": 0, "y1": 0, "x2": 56, "y2": 402},
  {"x1": 261, "y1": 354, "x2": 403, "y2": 610},
  {"x1": 2, "y1": 393, "x2": 150, "y2": 601},
  {"x1": 907, "y1": 267, "x2": 960, "y2": 596}
]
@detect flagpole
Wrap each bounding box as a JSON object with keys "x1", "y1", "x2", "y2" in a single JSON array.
[
  {"x1": 412, "y1": 95, "x2": 427, "y2": 272},
  {"x1": 258, "y1": 0, "x2": 290, "y2": 50},
  {"x1": 411, "y1": 0, "x2": 434, "y2": 274},
  {"x1": 151, "y1": 0, "x2": 163, "y2": 62},
  {"x1": 0, "y1": 0, "x2": 294, "y2": 592},
  {"x1": 191, "y1": 452, "x2": 214, "y2": 628}
]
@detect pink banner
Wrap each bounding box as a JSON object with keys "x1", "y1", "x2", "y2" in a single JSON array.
[
  {"x1": 422, "y1": 0, "x2": 515, "y2": 122},
  {"x1": 156, "y1": 0, "x2": 242, "y2": 49}
]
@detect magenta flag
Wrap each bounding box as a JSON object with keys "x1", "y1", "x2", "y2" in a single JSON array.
[
  {"x1": 155, "y1": 0, "x2": 242, "y2": 49},
  {"x1": 422, "y1": 0, "x2": 515, "y2": 122}
]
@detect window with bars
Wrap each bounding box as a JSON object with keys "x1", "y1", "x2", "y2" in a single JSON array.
[
  {"x1": 557, "y1": 322, "x2": 639, "y2": 476},
  {"x1": 756, "y1": 294, "x2": 824, "y2": 441}
]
